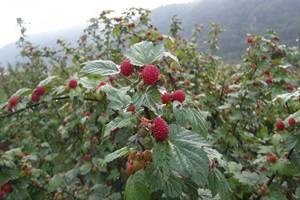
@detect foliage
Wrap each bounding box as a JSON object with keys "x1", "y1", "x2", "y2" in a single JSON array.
[{"x1": 0, "y1": 7, "x2": 300, "y2": 200}]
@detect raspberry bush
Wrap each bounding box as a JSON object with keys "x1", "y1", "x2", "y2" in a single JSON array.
[{"x1": 0, "y1": 7, "x2": 300, "y2": 200}]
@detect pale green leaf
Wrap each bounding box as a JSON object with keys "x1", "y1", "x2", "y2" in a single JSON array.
[
  {"x1": 80, "y1": 163, "x2": 92, "y2": 175},
  {"x1": 104, "y1": 146, "x2": 129, "y2": 163},
  {"x1": 163, "y1": 52, "x2": 180, "y2": 66},
  {"x1": 100, "y1": 85, "x2": 131, "y2": 111},
  {"x1": 124, "y1": 41, "x2": 164, "y2": 66},
  {"x1": 12, "y1": 88, "x2": 32, "y2": 97},
  {"x1": 47, "y1": 174, "x2": 64, "y2": 192},
  {"x1": 38, "y1": 76, "x2": 57, "y2": 86},
  {"x1": 125, "y1": 171, "x2": 151, "y2": 200},
  {"x1": 164, "y1": 174, "x2": 182, "y2": 198},
  {"x1": 80, "y1": 60, "x2": 120, "y2": 76}
]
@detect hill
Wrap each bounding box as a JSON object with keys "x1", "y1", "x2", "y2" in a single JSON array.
[
  {"x1": 150, "y1": 0, "x2": 300, "y2": 61},
  {"x1": 1, "y1": 0, "x2": 300, "y2": 65}
]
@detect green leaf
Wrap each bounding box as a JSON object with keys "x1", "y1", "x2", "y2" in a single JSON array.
[
  {"x1": 124, "y1": 41, "x2": 164, "y2": 66},
  {"x1": 133, "y1": 87, "x2": 162, "y2": 115},
  {"x1": 208, "y1": 168, "x2": 231, "y2": 200},
  {"x1": 285, "y1": 130, "x2": 300, "y2": 151},
  {"x1": 103, "y1": 112, "x2": 137, "y2": 138},
  {"x1": 270, "y1": 159, "x2": 299, "y2": 176},
  {"x1": 12, "y1": 88, "x2": 32, "y2": 97},
  {"x1": 79, "y1": 77, "x2": 101, "y2": 89},
  {"x1": 100, "y1": 85, "x2": 131, "y2": 111},
  {"x1": 164, "y1": 174, "x2": 182, "y2": 198},
  {"x1": 80, "y1": 60, "x2": 120, "y2": 76},
  {"x1": 145, "y1": 166, "x2": 164, "y2": 192},
  {"x1": 88, "y1": 184, "x2": 111, "y2": 200},
  {"x1": 47, "y1": 174, "x2": 64, "y2": 192},
  {"x1": 174, "y1": 108, "x2": 208, "y2": 137},
  {"x1": 235, "y1": 171, "x2": 262, "y2": 185},
  {"x1": 80, "y1": 162, "x2": 92, "y2": 175},
  {"x1": 125, "y1": 171, "x2": 151, "y2": 200},
  {"x1": 38, "y1": 76, "x2": 57, "y2": 86},
  {"x1": 103, "y1": 146, "x2": 129, "y2": 163},
  {"x1": 153, "y1": 124, "x2": 210, "y2": 186}
]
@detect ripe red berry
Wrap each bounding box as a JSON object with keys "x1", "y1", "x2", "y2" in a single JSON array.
[
  {"x1": 84, "y1": 154, "x2": 90, "y2": 161},
  {"x1": 253, "y1": 81, "x2": 259, "y2": 87},
  {"x1": 127, "y1": 105, "x2": 135, "y2": 112},
  {"x1": 85, "y1": 111, "x2": 91, "y2": 117},
  {"x1": 25, "y1": 169, "x2": 32, "y2": 176},
  {"x1": 35, "y1": 86, "x2": 46, "y2": 95},
  {"x1": 265, "y1": 77, "x2": 272, "y2": 84},
  {"x1": 260, "y1": 166, "x2": 266, "y2": 171},
  {"x1": 142, "y1": 65, "x2": 160, "y2": 86},
  {"x1": 9, "y1": 96, "x2": 19, "y2": 106},
  {"x1": 243, "y1": 154, "x2": 250, "y2": 160},
  {"x1": 276, "y1": 120, "x2": 285, "y2": 131},
  {"x1": 120, "y1": 60, "x2": 134, "y2": 77},
  {"x1": 161, "y1": 92, "x2": 172, "y2": 104},
  {"x1": 152, "y1": 117, "x2": 169, "y2": 141},
  {"x1": 172, "y1": 90, "x2": 186, "y2": 103},
  {"x1": 288, "y1": 118, "x2": 296, "y2": 126},
  {"x1": 145, "y1": 30, "x2": 152, "y2": 36},
  {"x1": 287, "y1": 85, "x2": 294, "y2": 91},
  {"x1": 263, "y1": 69, "x2": 270, "y2": 75},
  {"x1": 31, "y1": 92, "x2": 40, "y2": 102},
  {"x1": 262, "y1": 55, "x2": 268, "y2": 60},
  {"x1": 2, "y1": 184, "x2": 11, "y2": 193},
  {"x1": 274, "y1": 36, "x2": 280, "y2": 41},
  {"x1": 109, "y1": 76, "x2": 114, "y2": 82},
  {"x1": 99, "y1": 81, "x2": 106, "y2": 86},
  {"x1": 247, "y1": 37, "x2": 254, "y2": 43},
  {"x1": 126, "y1": 164, "x2": 135, "y2": 175},
  {"x1": 268, "y1": 155, "x2": 277, "y2": 163},
  {"x1": 157, "y1": 35, "x2": 164, "y2": 41},
  {"x1": 69, "y1": 79, "x2": 78, "y2": 88}
]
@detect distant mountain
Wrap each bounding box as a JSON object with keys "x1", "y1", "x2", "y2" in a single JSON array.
[
  {"x1": 1, "y1": 0, "x2": 300, "y2": 65},
  {"x1": 150, "y1": 0, "x2": 300, "y2": 60},
  {"x1": 0, "y1": 24, "x2": 86, "y2": 65}
]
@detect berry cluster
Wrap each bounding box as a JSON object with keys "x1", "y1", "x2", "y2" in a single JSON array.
[
  {"x1": 7, "y1": 96, "x2": 19, "y2": 112},
  {"x1": 256, "y1": 183, "x2": 270, "y2": 197},
  {"x1": 126, "y1": 149, "x2": 152, "y2": 175},
  {"x1": 276, "y1": 117, "x2": 296, "y2": 131},
  {"x1": 31, "y1": 85, "x2": 46, "y2": 102},
  {"x1": 160, "y1": 89, "x2": 186, "y2": 104}
]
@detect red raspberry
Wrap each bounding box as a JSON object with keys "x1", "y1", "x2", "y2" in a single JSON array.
[
  {"x1": 287, "y1": 85, "x2": 294, "y2": 91},
  {"x1": 35, "y1": 86, "x2": 46, "y2": 95},
  {"x1": 152, "y1": 117, "x2": 169, "y2": 141},
  {"x1": 9, "y1": 96, "x2": 19, "y2": 106},
  {"x1": 253, "y1": 81, "x2": 259, "y2": 87},
  {"x1": 109, "y1": 76, "x2": 114, "y2": 82},
  {"x1": 265, "y1": 77, "x2": 272, "y2": 84},
  {"x1": 84, "y1": 154, "x2": 90, "y2": 161},
  {"x1": 2, "y1": 184, "x2": 11, "y2": 193},
  {"x1": 268, "y1": 155, "x2": 277, "y2": 163},
  {"x1": 157, "y1": 35, "x2": 164, "y2": 41},
  {"x1": 120, "y1": 60, "x2": 134, "y2": 76},
  {"x1": 127, "y1": 105, "x2": 135, "y2": 112},
  {"x1": 288, "y1": 118, "x2": 296, "y2": 126},
  {"x1": 85, "y1": 111, "x2": 91, "y2": 117},
  {"x1": 142, "y1": 65, "x2": 160, "y2": 86},
  {"x1": 99, "y1": 81, "x2": 106, "y2": 86},
  {"x1": 7, "y1": 103, "x2": 13, "y2": 112},
  {"x1": 69, "y1": 79, "x2": 78, "y2": 88},
  {"x1": 172, "y1": 90, "x2": 186, "y2": 103},
  {"x1": 243, "y1": 154, "x2": 250, "y2": 160},
  {"x1": 274, "y1": 36, "x2": 280, "y2": 41},
  {"x1": 126, "y1": 164, "x2": 135, "y2": 174},
  {"x1": 0, "y1": 190, "x2": 4, "y2": 198},
  {"x1": 31, "y1": 92, "x2": 40, "y2": 102},
  {"x1": 262, "y1": 55, "x2": 267, "y2": 60},
  {"x1": 263, "y1": 69, "x2": 270, "y2": 75},
  {"x1": 276, "y1": 120, "x2": 285, "y2": 131},
  {"x1": 247, "y1": 37, "x2": 254, "y2": 43},
  {"x1": 161, "y1": 92, "x2": 172, "y2": 104}
]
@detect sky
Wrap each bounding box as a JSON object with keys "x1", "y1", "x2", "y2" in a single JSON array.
[{"x1": 0, "y1": 0, "x2": 195, "y2": 48}]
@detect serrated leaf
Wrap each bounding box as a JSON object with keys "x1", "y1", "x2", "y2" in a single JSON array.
[
  {"x1": 235, "y1": 171, "x2": 261, "y2": 185},
  {"x1": 11, "y1": 88, "x2": 32, "y2": 97},
  {"x1": 270, "y1": 159, "x2": 299, "y2": 176},
  {"x1": 80, "y1": 162, "x2": 92, "y2": 175},
  {"x1": 208, "y1": 168, "x2": 231, "y2": 200},
  {"x1": 164, "y1": 174, "x2": 182, "y2": 198},
  {"x1": 145, "y1": 166, "x2": 164, "y2": 192},
  {"x1": 153, "y1": 124, "x2": 210, "y2": 186},
  {"x1": 88, "y1": 184, "x2": 111, "y2": 200},
  {"x1": 285, "y1": 130, "x2": 300, "y2": 151},
  {"x1": 125, "y1": 171, "x2": 151, "y2": 200},
  {"x1": 79, "y1": 77, "x2": 101, "y2": 89},
  {"x1": 124, "y1": 41, "x2": 164, "y2": 66},
  {"x1": 100, "y1": 85, "x2": 131, "y2": 111},
  {"x1": 38, "y1": 76, "x2": 57, "y2": 86},
  {"x1": 103, "y1": 112, "x2": 137, "y2": 138},
  {"x1": 104, "y1": 146, "x2": 129, "y2": 163},
  {"x1": 174, "y1": 108, "x2": 208, "y2": 137},
  {"x1": 80, "y1": 60, "x2": 120, "y2": 76},
  {"x1": 44, "y1": 153, "x2": 59, "y2": 161},
  {"x1": 47, "y1": 174, "x2": 64, "y2": 192}
]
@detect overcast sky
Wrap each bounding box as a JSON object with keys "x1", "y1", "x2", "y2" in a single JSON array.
[{"x1": 0, "y1": 0, "x2": 195, "y2": 48}]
